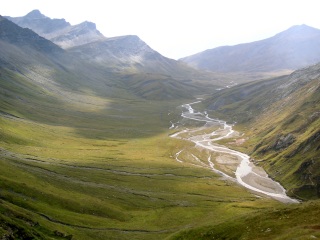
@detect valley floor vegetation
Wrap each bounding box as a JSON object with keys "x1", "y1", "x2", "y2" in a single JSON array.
[
  {"x1": 0, "y1": 14, "x2": 320, "y2": 239},
  {"x1": 0, "y1": 68, "x2": 319, "y2": 240}
]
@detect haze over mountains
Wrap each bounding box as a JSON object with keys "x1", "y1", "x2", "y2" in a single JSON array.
[
  {"x1": 181, "y1": 24, "x2": 320, "y2": 73},
  {"x1": 5, "y1": 10, "x2": 201, "y2": 76},
  {"x1": 6, "y1": 9, "x2": 105, "y2": 48},
  {"x1": 2, "y1": 9, "x2": 320, "y2": 198},
  {"x1": 10, "y1": 10, "x2": 320, "y2": 84},
  {"x1": 2, "y1": 11, "x2": 224, "y2": 101},
  {"x1": 1, "y1": 9, "x2": 320, "y2": 240},
  {"x1": 10, "y1": 11, "x2": 242, "y2": 90}
]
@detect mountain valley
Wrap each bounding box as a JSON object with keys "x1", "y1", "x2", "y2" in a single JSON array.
[{"x1": 0, "y1": 10, "x2": 320, "y2": 240}]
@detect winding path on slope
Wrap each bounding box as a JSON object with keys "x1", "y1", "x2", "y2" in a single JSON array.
[{"x1": 170, "y1": 101, "x2": 298, "y2": 203}]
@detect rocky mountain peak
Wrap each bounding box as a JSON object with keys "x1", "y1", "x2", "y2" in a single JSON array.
[
  {"x1": 6, "y1": 10, "x2": 105, "y2": 48},
  {"x1": 25, "y1": 9, "x2": 46, "y2": 19},
  {"x1": 5, "y1": 10, "x2": 70, "y2": 35},
  {"x1": 286, "y1": 24, "x2": 319, "y2": 33},
  {"x1": 181, "y1": 24, "x2": 320, "y2": 73},
  {"x1": 275, "y1": 24, "x2": 320, "y2": 40},
  {"x1": 103, "y1": 35, "x2": 153, "y2": 55},
  {"x1": 0, "y1": 15, "x2": 62, "y2": 53},
  {"x1": 78, "y1": 21, "x2": 97, "y2": 30}
]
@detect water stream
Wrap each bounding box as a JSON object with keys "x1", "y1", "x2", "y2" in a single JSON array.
[{"x1": 170, "y1": 101, "x2": 298, "y2": 203}]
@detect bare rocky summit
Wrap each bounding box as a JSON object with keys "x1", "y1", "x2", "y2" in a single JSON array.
[{"x1": 6, "y1": 10, "x2": 105, "y2": 48}]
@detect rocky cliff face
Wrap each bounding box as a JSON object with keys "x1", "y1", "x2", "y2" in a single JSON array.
[
  {"x1": 6, "y1": 10, "x2": 105, "y2": 48},
  {"x1": 48, "y1": 21, "x2": 105, "y2": 48},
  {"x1": 6, "y1": 10, "x2": 70, "y2": 35},
  {"x1": 69, "y1": 35, "x2": 159, "y2": 65}
]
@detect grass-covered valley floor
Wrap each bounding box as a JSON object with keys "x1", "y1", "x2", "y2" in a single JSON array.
[
  {"x1": 0, "y1": 68, "x2": 319, "y2": 240},
  {"x1": 0, "y1": 85, "x2": 319, "y2": 240},
  {"x1": 0, "y1": 90, "x2": 276, "y2": 239},
  {"x1": 0, "y1": 15, "x2": 319, "y2": 238}
]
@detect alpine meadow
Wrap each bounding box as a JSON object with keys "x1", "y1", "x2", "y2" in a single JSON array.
[{"x1": 0, "y1": 9, "x2": 319, "y2": 240}]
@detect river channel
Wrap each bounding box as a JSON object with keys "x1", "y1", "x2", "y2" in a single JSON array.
[{"x1": 170, "y1": 101, "x2": 298, "y2": 203}]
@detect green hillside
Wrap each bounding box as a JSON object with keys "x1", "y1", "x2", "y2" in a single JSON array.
[
  {"x1": 170, "y1": 200, "x2": 320, "y2": 240},
  {"x1": 204, "y1": 64, "x2": 320, "y2": 199},
  {"x1": 0, "y1": 16, "x2": 272, "y2": 239},
  {"x1": 1, "y1": 13, "x2": 320, "y2": 240},
  {"x1": 0, "y1": 55, "x2": 277, "y2": 240}
]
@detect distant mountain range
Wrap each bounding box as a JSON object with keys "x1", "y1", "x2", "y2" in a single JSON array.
[
  {"x1": 69, "y1": 34, "x2": 203, "y2": 78},
  {"x1": 180, "y1": 24, "x2": 320, "y2": 73},
  {"x1": 6, "y1": 9, "x2": 105, "y2": 48},
  {"x1": 4, "y1": 10, "x2": 227, "y2": 90},
  {"x1": 5, "y1": 9, "x2": 195, "y2": 75},
  {"x1": 1, "y1": 9, "x2": 320, "y2": 240}
]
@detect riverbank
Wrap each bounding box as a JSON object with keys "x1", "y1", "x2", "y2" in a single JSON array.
[{"x1": 170, "y1": 102, "x2": 298, "y2": 203}]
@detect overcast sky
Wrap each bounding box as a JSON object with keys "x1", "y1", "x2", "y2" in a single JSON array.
[{"x1": 2, "y1": 0, "x2": 320, "y2": 59}]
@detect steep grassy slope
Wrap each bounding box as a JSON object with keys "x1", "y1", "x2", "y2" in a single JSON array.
[
  {"x1": 67, "y1": 34, "x2": 235, "y2": 91},
  {"x1": 6, "y1": 10, "x2": 271, "y2": 87},
  {"x1": 2, "y1": 63, "x2": 319, "y2": 239},
  {"x1": 0, "y1": 66, "x2": 280, "y2": 239},
  {"x1": 0, "y1": 15, "x2": 62, "y2": 54},
  {"x1": 204, "y1": 64, "x2": 320, "y2": 199},
  {"x1": 2, "y1": 12, "x2": 320, "y2": 240},
  {"x1": 170, "y1": 200, "x2": 320, "y2": 240},
  {"x1": 5, "y1": 11, "x2": 230, "y2": 89},
  {"x1": 1, "y1": 15, "x2": 220, "y2": 102},
  {"x1": 0, "y1": 15, "x2": 286, "y2": 240}
]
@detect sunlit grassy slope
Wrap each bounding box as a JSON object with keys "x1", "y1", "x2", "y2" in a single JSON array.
[
  {"x1": 170, "y1": 200, "x2": 320, "y2": 240},
  {"x1": 0, "y1": 41, "x2": 274, "y2": 238},
  {"x1": 1, "y1": 16, "x2": 320, "y2": 240},
  {"x1": 204, "y1": 63, "x2": 320, "y2": 200},
  {"x1": 1, "y1": 63, "x2": 320, "y2": 240},
  {"x1": 0, "y1": 67, "x2": 281, "y2": 239}
]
